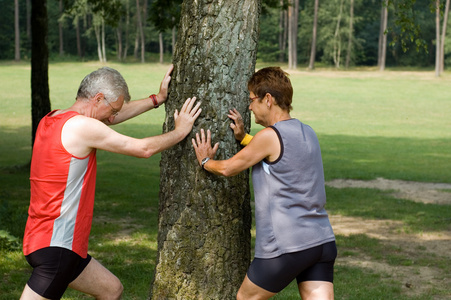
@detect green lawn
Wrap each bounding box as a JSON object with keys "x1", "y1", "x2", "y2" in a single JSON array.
[{"x1": 1, "y1": 62, "x2": 450, "y2": 299}]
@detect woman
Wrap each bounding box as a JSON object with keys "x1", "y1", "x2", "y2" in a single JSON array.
[{"x1": 192, "y1": 67, "x2": 336, "y2": 299}]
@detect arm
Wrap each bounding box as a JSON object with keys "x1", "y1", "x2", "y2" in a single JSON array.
[
  {"x1": 108, "y1": 65, "x2": 174, "y2": 125},
  {"x1": 63, "y1": 97, "x2": 201, "y2": 158},
  {"x1": 191, "y1": 127, "x2": 279, "y2": 177},
  {"x1": 227, "y1": 108, "x2": 253, "y2": 146}
]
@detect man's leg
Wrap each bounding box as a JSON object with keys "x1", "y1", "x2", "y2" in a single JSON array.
[
  {"x1": 298, "y1": 281, "x2": 334, "y2": 300},
  {"x1": 236, "y1": 275, "x2": 276, "y2": 300},
  {"x1": 69, "y1": 257, "x2": 123, "y2": 300},
  {"x1": 20, "y1": 284, "x2": 49, "y2": 300}
]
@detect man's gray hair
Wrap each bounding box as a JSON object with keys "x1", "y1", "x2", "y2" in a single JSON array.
[{"x1": 76, "y1": 67, "x2": 131, "y2": 103}]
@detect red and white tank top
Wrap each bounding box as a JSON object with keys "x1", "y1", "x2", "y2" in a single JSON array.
[{"x1": 23, "y1": 110, "x2": 97, "y2": 258}]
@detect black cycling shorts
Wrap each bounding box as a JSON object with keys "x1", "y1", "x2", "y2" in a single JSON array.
[
  {"x1": 247, "y1": 241, "x2": 337, "y2": 293},
  {"x1": 25, "y1": 247, "x2": 92, "y2": 299}
]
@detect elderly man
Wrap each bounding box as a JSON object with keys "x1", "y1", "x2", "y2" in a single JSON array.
[{"x1": 21, "y1": 65, "x2": 201, "y2": 300}]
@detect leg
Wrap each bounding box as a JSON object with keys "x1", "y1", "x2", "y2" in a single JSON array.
[
  {"x1": 236, "y1": 275, "x2": 276, "y2": 300},
  {"x1": 298, "y1": 281, "x2": 334, "y2": 300},
  {"x1": 68, "y1": 257, "x2": 123, "y2": 300},
  {"x1": 20, "y1": 284, "x2": 49, "y2": 300}
]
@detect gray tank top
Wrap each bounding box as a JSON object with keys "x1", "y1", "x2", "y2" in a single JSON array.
[{"x1": 252, "y1": 119, "x2": 335, "y2": 258}]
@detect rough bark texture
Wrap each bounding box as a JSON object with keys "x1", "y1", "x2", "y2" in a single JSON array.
[
  {"x1": 31, "y1": 0, "x2": 51, "y2": 147},
  {"x1": 150, "y1": 0, "x2": 260, "y2": 299}
]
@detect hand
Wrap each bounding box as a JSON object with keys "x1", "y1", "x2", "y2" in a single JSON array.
[
  {"x1": 156, "y1": 64, "x2": 174, "y2": 104},
  {"x1": 192, "y1": 129, "x2": 219, "y2": 166},
  {"x1": 173, "y1": 97, "x2": 202, "y2": 138},
  {"x1": 228, "y1": 108, "x2": 246, "y2": 141}
]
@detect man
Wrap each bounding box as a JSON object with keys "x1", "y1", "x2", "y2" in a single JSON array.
[{"x1": 21, "y1": 65, "x2": 201, "y2": 299}]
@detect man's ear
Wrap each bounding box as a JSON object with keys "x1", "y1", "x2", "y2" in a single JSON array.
[{"x1": 93, "y1": 92, "x2": 104, "y2": 103}]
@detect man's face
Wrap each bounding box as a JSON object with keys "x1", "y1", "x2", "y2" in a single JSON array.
[{"x1": 100, "y1": 94, "x2": 124, "y2": 124}]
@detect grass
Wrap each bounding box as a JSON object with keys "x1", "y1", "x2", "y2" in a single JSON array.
[{"x1": 1, "y1": 61, "x2": 450, "y2": 299}]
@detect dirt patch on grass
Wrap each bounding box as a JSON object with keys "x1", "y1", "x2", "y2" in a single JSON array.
[
  {"x1": 327, "y1": 177, "x2": 451, "y2": 205},
  {"x1": 327, "y1": 178, "x2": 451, "y2": 298}
]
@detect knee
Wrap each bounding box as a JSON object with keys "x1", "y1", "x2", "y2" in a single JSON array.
[
  {"x1": 112, "y1": 279, "x2": 124, "y2": 299},
  {"x1": 101, "y1": 278, "x2": 123, "y2": 300}
]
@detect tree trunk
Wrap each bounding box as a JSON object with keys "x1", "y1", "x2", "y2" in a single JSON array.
[
  {"x1": 440, "y1": 0, "x2": 450, "y2": 73},
  {"x1": 345, "y1": 0, "x2": 354, "y2": 68},
  {"x1": 27, "y1": 0, "x2": 31, "y2": 39},
  {"x1": 123, "y1": 0, "x2": 130, "y2": 60},
  {"x1": 59, "y1": 0, "x2": 64, "y2": 56},
  {"x1": 288, "y1": 0, "x2": 299, "y2": 69},
  {"x1": 101, "y1": 19, "x2": 107, "y2": 62},
  {"x1": 94, "y1": 24, "x2": 103, "y2": 62},
  {"x1": 159, "y1": 32, "x2": 164, "y2": 63},
  {"x1": 278, "y1": 0, "x2": 286, "y2": 62},
  {"x1": 75, "y1": 17, "x2": 82, "y2": 58},
  {"x1": 136, "y1": 0, "x2": 146, "y2": 63},
  {"x1": 150, "y1": 0, "x2": 260, "y2": 298},
  {"x1": 435, "y1": 0, "x2": 440, "y2": 77},
  {"x1": 378, "y1": 0, "x2": 388, "y2": 71},
  {"x1": 333, "y1": 0, "x2": 344, "y2": 68},
  {"x1": 15, "y1": 0, "x2": 20, "y2": 61},
  {"x1": 31, "y1": 0, "x2": 51, "y2": 146},
  {"x1": 308, "y1": 0, "x2": 319, "y2": 69},
  {"x1": 117, "y1": 26, "x2": 123, "y2": 61}
]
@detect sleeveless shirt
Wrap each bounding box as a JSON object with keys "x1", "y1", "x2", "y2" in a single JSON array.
[
  {"x1": 252, "y1": 119, "x2": 335, "y2": 259},
  {"x1": 23, "y1": 110, "x2": 97, "y2": 258}
]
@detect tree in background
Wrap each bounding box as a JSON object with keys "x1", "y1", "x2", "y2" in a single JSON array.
[
  {"x1": 308, "y1": 0, "x2": 319, "y2": 69},
  {"x1": 378, "y1": 0, "x2": 388, "y2": 71},
  {"x1": 288, "y1": 0, "x2": 299, "y2": 68},
  {"x1": 150, "y1": 0, "x2": 260, "y2": 298},
  {"x1": 15, "y1": 0, "x2": 20, "y2": 61},
  {"x1": 439, "y1": 0, "x2": 450, "y2": 74},
  {"x1": 345, "y1": 0, "x2": 354, "y2": 67}
]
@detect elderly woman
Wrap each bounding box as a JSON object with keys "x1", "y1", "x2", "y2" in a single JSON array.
[{"x1": 192, "y1": 67, "x2": 336, "y2": 300}]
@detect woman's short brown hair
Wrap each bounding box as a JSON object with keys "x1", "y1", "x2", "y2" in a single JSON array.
[{"x1": 247, "y1": 67, "x2": 293, "y2": 112}]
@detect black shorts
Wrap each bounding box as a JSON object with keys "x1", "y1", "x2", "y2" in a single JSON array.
[
  {"x1": 25, "y1": 247, "x2": 92, "y2": 299},
  {"x1": 247, "y1": 241, "x2": 337, "y2": 293}
]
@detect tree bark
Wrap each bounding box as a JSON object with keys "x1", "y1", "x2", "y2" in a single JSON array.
[
  {"x1": 308, "y1": 0, "x2": 319, "y2": 69},
  {"x1": 150, "y1": 0, "x2": 260, "y2": 298},
  {"x1": 15, "y1": 0, "x2": 20, "y2": 61},
  {"x1": 31, "y1": 0, "x2": 51, "y2": 146}
]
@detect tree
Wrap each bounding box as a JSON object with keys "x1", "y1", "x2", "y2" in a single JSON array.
[
  {"x1": 378, "y1": 0, "x2": 388, "y2": 70},
  {"x1": 31, "y1": 0, "x2": 51, "y2": 146},
  {"x1": 150, "y1": 0, "x2": 261, "y2": 298},
  {"x1": 59, "y1": 0, "x2": 64, "y2": 56},
  {"x1": 15, "y1": 0, "x2": 20, "y2": 61},
  {"x1": 345, "y1": 0, "x2": 354, "y2": 67},
  {"x1": 440, "y1": 0, "x2": 450, "y2": 73},
  {"x1": 333, "y1": 0, "x2": 344, "y2": 68},
  {"x1": 435, "y1": 0, "x2": 440, "y2": 76},
  {"x1": 279, "y1": 0, "x2": 288, "y2": 62},
  {"x1": 288, "y1": 0, "x2": 299, "y2": 69},
  {"x1": 308, "y1": 0, "x2": 319, "y2": 69}
]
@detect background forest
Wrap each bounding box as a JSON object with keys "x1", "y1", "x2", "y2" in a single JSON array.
[{"x1": 2, "y1": 0, "x2": 451, "y2": 69}]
